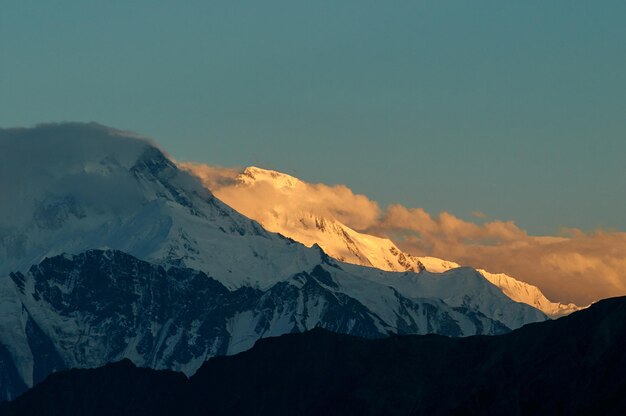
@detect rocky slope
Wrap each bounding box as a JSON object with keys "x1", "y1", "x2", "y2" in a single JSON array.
[
  {"x1": 0, "y1": 249, "x2": 518, "y2": 401},
  {"x1": 3, "y1": 296, "x2": 625, "y2": 416}
]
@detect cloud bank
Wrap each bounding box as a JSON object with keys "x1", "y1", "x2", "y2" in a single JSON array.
[
  {"x1": 180, "y1": 163, "x2": 382, "y2": 231},
  {"x1": 181, "y1": 162, "x2": 626, "y2": 305},
  {"x1": 0, "y1": 123, "x2": 156, "y2": 224},
  {"x1": 375, "y1": 207, "x2": 626, "y2": 305}
]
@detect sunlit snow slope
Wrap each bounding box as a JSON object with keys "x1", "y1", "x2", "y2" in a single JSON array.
[{"x1": 186, "y1": 166, "x2": 581, "y2": 317}]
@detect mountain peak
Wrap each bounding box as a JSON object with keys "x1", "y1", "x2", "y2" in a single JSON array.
[
  {"x1": 188, "y1": 164, "x2": 584, "y2": 317},
  {"x1": 239, "y1": 166, "x2": 302, "y2": 189}
]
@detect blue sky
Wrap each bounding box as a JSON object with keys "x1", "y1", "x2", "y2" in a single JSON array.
[{"x1": 1, "y1": 1, "x2": 625, "y2": 234}]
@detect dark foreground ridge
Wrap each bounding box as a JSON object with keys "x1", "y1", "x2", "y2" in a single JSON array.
[{"x1": 3, "y1": 296, "x2": 626, "y2": 416}]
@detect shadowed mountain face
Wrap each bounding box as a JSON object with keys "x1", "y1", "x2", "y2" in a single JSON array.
[
  {"x1": 0, "y1": 249, "x2": 513, "y2": 402},
  {"x1": 3, "y1": 297, "x2": 626, "y2": 416}
]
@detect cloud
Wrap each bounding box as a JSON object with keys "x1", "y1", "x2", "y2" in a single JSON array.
[
  {"x1": 375, "y1": 209, "x2": 626, "y2": 305},
  {"x1": 177, "y1": 163, "x2": 241, "y2": 190},
  {"x1": 379, "y1": 210, "x2": 626, "y2": 305},
  {"x1": 181, "y1": 162, "x2": 626, "y2": 306},
  {"x1": 0, "y1": 123, "x2": 155, "y2": 224},
  {"x1": 471, "y1": 211, "x2": 487, "y2": 219},
  {"x1": 179, "y1": 163, "x2": 382, "y2": 230}
]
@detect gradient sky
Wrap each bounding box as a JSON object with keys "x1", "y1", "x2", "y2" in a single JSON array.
[{"x1": 1, "y1": 1, "x2": 625, "y2": 234}]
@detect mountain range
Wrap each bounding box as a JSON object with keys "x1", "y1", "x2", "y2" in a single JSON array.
[
  {"x1": 3, "y1": 296, "x2": 625, "y2": 416},
  {"x1": 0, "y1": 123, "x2": 574, "y2": 403}
]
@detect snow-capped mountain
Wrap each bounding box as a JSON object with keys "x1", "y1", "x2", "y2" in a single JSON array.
[
  {"x1": 0, "y1": 125, "x2": 322, "y2": 290},
  {"x1": 190, "y1": 166, "x2": 581, "y2": 317},
  {"x1": 0, "y1": 123, "x2": 546, "y2": 400},
  {"x1": 1, "y1": 249, "x2": 516, "y2": 400}
]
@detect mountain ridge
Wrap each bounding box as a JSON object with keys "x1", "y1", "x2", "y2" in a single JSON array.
[
  {"x1": 186, "y1": 164, "x2": 582, "y2": 317},
  {"x1": 1, "y1": 248, "x2": 521, "y2": 401},
  {"x1": 3, "y1": 296, "x2": 625, "y2": 416}
]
